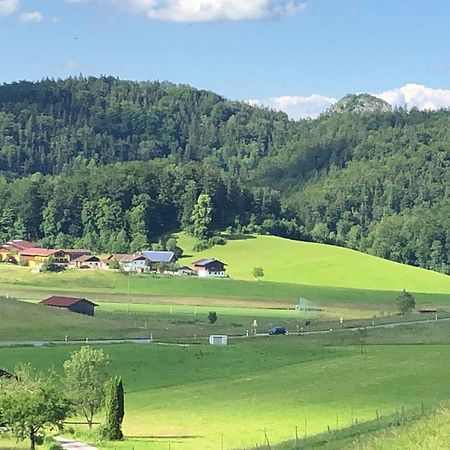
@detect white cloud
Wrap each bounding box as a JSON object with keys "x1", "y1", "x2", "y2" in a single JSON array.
[
  {"x1": 0, "y1": 0, "x2": 19, "y2": 16},
  {"x1": 19, "y1": 11, "x2": 43, "y2": 23},
  {"x1": 65, "y1": 0, "x2": 307, "y2": 22},
  {"x1": 375, "y1": 83, "x2": 450, "y2": 111},
  {"x1": 248, "y1": 94, "x2": 337, "y2": 120}
]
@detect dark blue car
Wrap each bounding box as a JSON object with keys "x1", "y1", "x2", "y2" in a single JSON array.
[{"x1": 268, "y1": 326, "x2": 288, "y2": 335}]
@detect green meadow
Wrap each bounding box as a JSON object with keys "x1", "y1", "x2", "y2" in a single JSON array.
[
  {"x1": 177, "y1": 233, "x2": 450, "y2": 293},
  {"x1": 0, "y1": 264, "x2": 449, "y2": 315},
  {"x1": 2, "y1": 324, "x2": 450, "y2": 449}
]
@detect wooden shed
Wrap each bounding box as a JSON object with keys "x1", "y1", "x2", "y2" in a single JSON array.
[{"x1": 40, "y1": 296, "x2": 98, "y2": 316}]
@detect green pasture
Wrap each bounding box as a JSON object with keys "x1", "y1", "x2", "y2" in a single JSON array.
[
  {"x1": 177, "y1": 233, "x2": 450, "y2": 293},
  {"x1": 0, "y1": 264, "x2": 449, "y2": 315},
  {"x1": 2, "y1": 327, "x2": 450, "y2": 449},
  {"x1": 0, "y1": 297, "x2": 150, "y2": 341},
  {"x1": 345, "y1": 407, "x2": 450, "y2": 450}
]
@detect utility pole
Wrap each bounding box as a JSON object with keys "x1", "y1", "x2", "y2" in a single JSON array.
[{"x1": 127, "y1": 270, "x2": 131, "y2": 314}]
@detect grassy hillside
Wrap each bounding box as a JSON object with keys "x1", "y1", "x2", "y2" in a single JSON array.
[
  {"x1": 178, "y1": 233, "x2": 450, "y2": 293},
  {"x1": 2, "y1": 337, "x2": 450, "y2": 449},
  {"x1": 0, "y1": 297, "x2": 148, "y2": 341},
  {"x1": 346, "y1": 407, "x2": 450, "y2": 450},
  {"x1": 1, "y1": 264, "x2": 449, "y2": 313}
]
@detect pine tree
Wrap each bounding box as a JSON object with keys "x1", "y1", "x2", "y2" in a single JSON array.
[{"x1": 104, "y1": 376, "x2": 124, "y2": 441}]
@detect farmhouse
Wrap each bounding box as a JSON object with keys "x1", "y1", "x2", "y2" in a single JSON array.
[
  {"x1": 106, "y1": 251, "x2": 177, "y2": 272},
  {"x1": 18, "y1": 248, "x2": 69, "y2": 268},
  {"x1": 71, "y1": 254, "x2": 102, "y2": 270},
  {"x1": 193, "y1": 258, "x2": 227, "y2": 277},
  {"x1": 0, "y1": 239, "x2": 35, "y2": 262},
  {"x1": 176, "y1": 266, "x2": 196, "y2": 276},
  {"x1": 142, "y1": 250, "x2": 177, "y2": 270},
  {"x1": 0, "y1": 240, "x2": 71, "y2": 268},
  {"x1": 62, "y1": 249, "x2": 92, "y2": 262},
  {"x1": 40, "y1": 296, "x2": 98, "y2": 316}
]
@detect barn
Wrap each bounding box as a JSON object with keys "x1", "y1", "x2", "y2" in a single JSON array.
[{"x1": 40, "y1": 296, "x2": 98, "y2": 316}]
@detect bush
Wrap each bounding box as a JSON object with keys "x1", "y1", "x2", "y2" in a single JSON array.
[
  {"x1": 252, "y1": 267, "x2": 264, "y2": 280},
  {"x1": 208, "y1": 236, "x2": 226, "y2": 246},
  {"x1": 193, "y1": 240, "x2": 211, "y2": 252},
  {"x1": 208, "y1": 311, "x2": 217, "y2": 324},
  {"x1": 397, "y1": 289, "x2": 416, "y2": 314},
  {"x1": 109, "y1": 260, "x2": 121, "y2": 270},
  {"x1": 40, "y1": 257, "x2": 65, "y2": 273}
]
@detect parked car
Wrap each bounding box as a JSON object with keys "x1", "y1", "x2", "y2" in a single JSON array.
[{"x1": 268, "y1": 326, "x2": 288, "y2": 335}]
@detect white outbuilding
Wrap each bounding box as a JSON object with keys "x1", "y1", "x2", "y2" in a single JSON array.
[{"x1": 209, "y1": 335, "x2": 228, "y2": 345}]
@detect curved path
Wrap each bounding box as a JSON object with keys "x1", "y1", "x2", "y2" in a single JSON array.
[
  {"x1": 54, "y1": 436, "x2": 99, "y2": 450},
  {"x1": 0, "y1": 338, "x2": 152, "y2": 347}
]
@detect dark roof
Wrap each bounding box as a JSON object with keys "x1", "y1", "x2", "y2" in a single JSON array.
[
  {"x1": 40, "y1": 296, "x2": 98, "y2": 307},
  {"x1": 73, "y1": 255, "x2": 101, "y2": 263},
  {"x1": 141, "y1": 251, "x2": 175, "y2": 263},
  {"x1": 63, "y1": 249, "x2": 92, "y2": 255},
  {"x1": 193, "y1": 258, "x2": 227, "y2": 267}
]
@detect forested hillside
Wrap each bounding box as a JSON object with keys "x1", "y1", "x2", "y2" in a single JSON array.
[{"x1": 0, "y1": 77, "x2": 448, "y2": 273}]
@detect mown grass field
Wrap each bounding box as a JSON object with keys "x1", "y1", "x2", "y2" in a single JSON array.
[
  {"x1": 1, "y1": 264, "x2": 449, "y2": 316},
  {"x1": 2, "y1": 323, "x2": 450, "y2": 450},
  {"x1": 270, "y1": 404, "x2": 450, "y2": 449},
  {"x1": 177, "y1": 233, "x2": 450, "y2": 293},
  {"x1": 0, "y1": 297, "x2": 150, "y2": 341}
]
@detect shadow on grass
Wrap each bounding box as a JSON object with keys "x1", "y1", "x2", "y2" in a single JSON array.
[{"x1": 222, "y1": 233, "x2": 256, "y2": 241}]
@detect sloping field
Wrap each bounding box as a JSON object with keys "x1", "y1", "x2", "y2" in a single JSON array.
[
  {"x1": 178, "y1": 233, "x2": 450, "y2": 293},
  {"x1": 0, "y1": 297, "x2": 146, "y2": 341},
  {"x1": 1, "y1": 339, "x2": 450, "y2": 450}
]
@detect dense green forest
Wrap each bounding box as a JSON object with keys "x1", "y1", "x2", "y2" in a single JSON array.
[{"x1": 0, "y1": 77, "x2": 448, "y2": 273}]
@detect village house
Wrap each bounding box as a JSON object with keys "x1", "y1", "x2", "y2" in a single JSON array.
[
  {"x1": 192, "y1": 258, "x2": 227, "y2": 277},
  {"x1": 0, "y1": 239, "x2": 35, "y2": 262},
  {"x1": 17, "y1": 247, "x2": 70, "y2": 268},
  {"x1": 71, "y1": 254, "x2": 102, "y2": 270},
  {"x1": 62, "y1": 249, "x2": 92, "y2": 263},
  {"x1": 141, "y1": 250, "x2": 177, "y2": 269},
  {"x1": 40, "y1": 295, "x2": 98, "y2": 316},
  {"x1": 175, "y1": 266, "x2": 196, "y2": 276},
  {"x1": 106, "y1": 251, "x2": 177, "y2": 273},
  {"x1": 104, "y1": 253, "x2": 147, "y2": 272},
  {"x1": 0, "y1": 240, "x2": 71, "y2": 268}
]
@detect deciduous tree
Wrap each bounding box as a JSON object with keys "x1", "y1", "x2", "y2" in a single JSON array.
[{"x1": 63, "y1": 346, "x2": 109, "y2": 429}]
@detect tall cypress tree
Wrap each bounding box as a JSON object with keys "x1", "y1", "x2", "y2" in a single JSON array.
[{"x1": 104, "y1": 376, "x2": 124, "y2": 440}]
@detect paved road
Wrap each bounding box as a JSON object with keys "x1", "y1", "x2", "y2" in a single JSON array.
[
  {"x1": 250, "y1": 316, "x2": 450, "y2": 337},
  {"x1": 0, "y1": 317, "x2": 448, "y2": 348},
  {"x1": 54, "y1": 436, "x2": 98, "y2": 450},
  {"x1": 0, "y1": 338, "x2": 152, "y2": 347}
]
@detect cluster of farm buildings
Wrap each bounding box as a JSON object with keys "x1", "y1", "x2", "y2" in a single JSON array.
[{"x1": 0, "y1": 239, "x2": 227, "y2": 278}]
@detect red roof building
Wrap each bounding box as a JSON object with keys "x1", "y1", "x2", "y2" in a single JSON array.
[{"x1": 40, "y1": 296, "x2": 98, "y2": 316}]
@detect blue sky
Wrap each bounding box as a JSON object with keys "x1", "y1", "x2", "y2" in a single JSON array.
[{"x1": 1, "y1": 0, "x2": 450, "y2": 118}]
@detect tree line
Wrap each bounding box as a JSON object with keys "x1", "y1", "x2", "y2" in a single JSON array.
[{"x1": 0, "y1": 77, "x2": 448, "y2": 272}]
